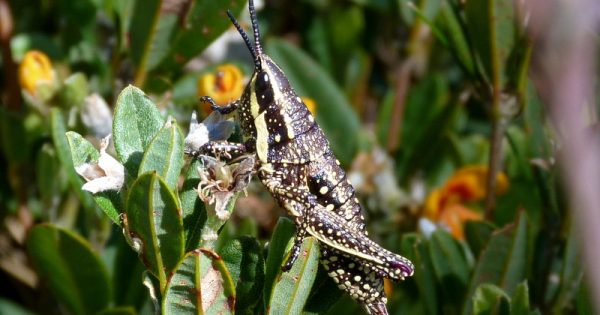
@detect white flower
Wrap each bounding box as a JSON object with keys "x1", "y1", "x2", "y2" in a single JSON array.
[{"x1": 75, "y1": 135, "x2": 124, "y2": 193}]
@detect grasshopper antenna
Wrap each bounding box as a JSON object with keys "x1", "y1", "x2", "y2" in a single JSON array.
[
  {"x1": 248, "y1": 0, "x2": 263, "y2": 57},
  {"x1": 226, "y1": 10, "x2": 260, "y2": 69}
]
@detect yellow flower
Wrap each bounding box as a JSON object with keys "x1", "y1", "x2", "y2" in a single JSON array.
[
  {"x1": 301, "y1": 97, "x2": 317, "y2": 116},
  {"x1": 18, "y1": 50, "x2": 56, "y2": 96},
  {"x1": 424, "y1": 165, "x2": 509, "y2": 239},
  {"x1": 197, "y1": 64, "x2": 244, "y2": 114}
]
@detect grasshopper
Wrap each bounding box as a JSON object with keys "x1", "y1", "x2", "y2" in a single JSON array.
[{"x1": 189, "y1": 1, "x2": 414, "y2": 313}]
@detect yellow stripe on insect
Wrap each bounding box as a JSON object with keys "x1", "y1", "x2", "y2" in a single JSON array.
[
  {"x1": 255, "y1": 112, "x2": 269, "y2": 162},
  {"x1": 306, "y1": 225, "x2": 385, "y2": 265}
]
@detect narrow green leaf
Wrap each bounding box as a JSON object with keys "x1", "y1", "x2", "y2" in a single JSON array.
[
  {"x1": 181, "y1": 159, "x2": 207, "y2": 251},
  {"x1": 125, "y1": 172, "x2": 184, "y2": 290},
  {"x1": 265, "y1": 40, "x2": 361, "y2": 166},
  {"x1": 464, "y1": 220, "x2": 496, "y2": 258},
  {"x1": 163, "y1": 249, "x2": 236, "y2": 315},
  {"x1": 463, "y1": 213, "x2": 528, "y2": 315},
  {"x1": 50, "y1": 108, "x2": 96, "y2": 211},
  {"x1": 263, "y1": 217, "x2": 296, "y2": 308},
  {"x1": 219, "y1": 236, "x2": 266, "y2": 314},
  {"x1": 113, "y1": 86, "x2": 164, "y2": 178},
  {"x1": 552, "y1": 228, "x2": 583, "y2": 313},
  {"x1": 65, "y1": 131, "x2": 122, "y2": 224},
  {"x1": 139, "y1": 119, "x2": 184, "y2": 190},
  {"x1": 36, "y1": 144, "x2": 63, "y2": 210},
  {"x1": 465, "y1": 0, "x2": 516, "y2": 87},
  {"x1": 26, "y1": 224, "x2": 111, "y2": 315},
  {"x1": 471, "y1": 284, "x2": 511, "y2": 315},
  {"x1": 402, "y1": 233, "x2": 439, "y2": 315},
  {"x1": 511, "y1": 282, "x2": 531, "y2": 315},
  {"x1": 302, "y1": 266, "x2": 344, "y2": 314},
  {"x1": 267, "y1": 237, "x2": 320, "y2": 315},
  {"x1": 129, "y1": 0, "x2": 161, "y2": 81},
  {"x1": 428, "y1": 229, "x2": 469, "y2": 313},
  {"x1": 438, "y1": 2, "x2": 475, "y2": 76}
]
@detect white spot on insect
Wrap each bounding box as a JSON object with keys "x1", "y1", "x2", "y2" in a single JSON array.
[
  {"x1": 336, "y1": 269, "x2": 345, "y2": 275},
  {"x1": 354, "y1": 275, "x2": 361, "y2": 282},
  {"x1": 326, "y1": 204, "x2": 335, "y2": 211},
  {"x1": 275, "y1": 134, "x2": 281, "y2": 142},
  {"x1": 296, "y1": 96, "x2": 302, "y2": 103},
  {"x1": 335, "y1": 159, "x2": 341, "y2": 165},
  {"x1": 319, "y1": 186, "x2": 329, "y2": 194},
  {"x1": 327, "y1": 228, "x2": 333, "y2": 234}
]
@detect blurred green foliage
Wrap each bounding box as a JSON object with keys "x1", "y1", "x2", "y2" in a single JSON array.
[{"x1": 0, "y1": 0, "x2": 593, "y2": 314}]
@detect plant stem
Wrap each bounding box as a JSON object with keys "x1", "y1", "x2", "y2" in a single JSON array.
[{"x1": 484, "y1": 107, "x2": 506, "y2": 219}]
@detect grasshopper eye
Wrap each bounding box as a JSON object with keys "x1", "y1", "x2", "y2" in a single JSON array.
[{"x1": 255, "y1": 71, "x2": 270, "y2": 93}]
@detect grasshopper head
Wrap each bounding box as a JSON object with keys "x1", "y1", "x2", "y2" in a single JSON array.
[{"x1": 227, "y1": 0, "x2": 303, "y2": 147}]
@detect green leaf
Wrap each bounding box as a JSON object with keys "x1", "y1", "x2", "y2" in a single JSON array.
[
  {"x1": 511, "y1": 282, "x2": 531, "y2": 315},
  {"x1": 302, "y1": 267, "x2": 344, "y2": 314},
  {"x1": 125, "y1": 171, "x2": 184, "y2": 290},
  {"x1": 263, "y1": 217, "x2": 296, "y2": 308},
  {"x1": 552, "y1": 228, "x2": 583, "y2": 313},
  {"x1": 438, "y1": 1, "x2": 475, "y2": 76},
  {"x1": 464, "y1": 213, "x2": 528, "y2": 315},
  {"x1": 265, "y1": 39, "x2": 361, "y2": 166},
  {"x1": 471, "y1": 284, "x2": 510, "y2": 315},
  {"x1": 402, "y1": 233, "x2": 439, "y2": 314},
  {"x1": 180, "y1": 159, "x2": 207, "y2": 251},
  {"x1": 162, "y1": 249, "x2": 236, "y2": 315},
  {"x1": 219, "y1": 236, "x2": 266, "y2": 314},
  {"x1": 267, "y1": 237, "x2": 320, "y2": 315},
  {"x1": 36, "y1": 144, "x2": 63, "y2": 210},
  {"x1": 129, "y1": 0, "x2": 162, "y2": 82},
  {"x1": 50, "y1": 108, "x2": 96, "y2": 211},
  {"x1": 65, "y1": 131, "x2": 122, "y2": 224},
  {"x1": 465, "y1": 0, "x2": 517, "y2": 87},
  {"x1": 138, "y1": 119, "x2": 184, "y2": 190},
  {"x1": 428, "y1": 229, "x2": 469, "y2": 313},
  {"x1": 26, "y1": 224, "x2": 111, "y2": 315},
  {"x1": 113, "y1": 86, "x2": 164, "y2": 178},
  {"x1": 464, "y1": 220, "x2": 496, "y2": 258}
]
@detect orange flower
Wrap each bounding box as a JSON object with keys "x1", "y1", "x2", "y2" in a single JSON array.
[
  {"x1": 197, "y1": 64, "x2": 244, "y2": 114},
  {"x1": 424, "y1": 165, "x2": 509, "y2": 239},
  {"x1": 18, "y1": 50, "x2": 56, "y2": 96},
  {"x1": 301, "y1": 97, "x2": 317, "y2": 116}
]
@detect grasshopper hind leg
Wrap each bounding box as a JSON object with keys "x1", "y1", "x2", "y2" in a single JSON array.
[{"x1": 320, "y1": 246, "x2": 389, "y2": 315}]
